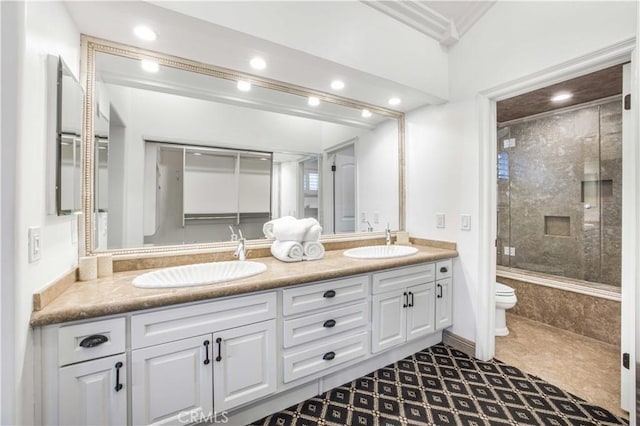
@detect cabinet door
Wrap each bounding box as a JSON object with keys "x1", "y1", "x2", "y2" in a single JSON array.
[
  {"x1": 59, "y1": 353, "x2": 127, "y2": 426},
  {"x1": 132, "y1": 334, "x2": 213, "y2": 426},
  {"x1": 406, "y1": 283, "x2": 436, "y2": 340},
  {"x1": 371, "y1": 289, "x2": 407, "y2": 353},
  {"x1": 213, "y1": 320, "x2": 276, "y2": 412},
  {"x1": 435, "y1": 278, "x2": 453, "y2": 330}
]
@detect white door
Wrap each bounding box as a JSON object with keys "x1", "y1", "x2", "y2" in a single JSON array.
[
  {"x1": 406, "y1": 283, "x2": 436, "y2": 340},
  {"x1": 59, "y1": 353, "x2": 127, "y2": 426},
  {"x1": 132, "y1": 334, "x2": 213, "y2": 426},
  {"x1": 435, "y1": 279, "x2": 453, "y2": 330},
  {"x1": 372, "y1": 289, "x2": 407, "y2": 353},
  {"x1": 213, "y1": 320, "x2": 277, "y2": 412},
  {"x1": 327, "y1": 144, "x2": 355, "y2": 233}
]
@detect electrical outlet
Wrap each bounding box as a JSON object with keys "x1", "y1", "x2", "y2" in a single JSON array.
[
  {"x1": 436, "y1": 213, "x2": 445, "y2": 229},
  {"x1": 503, "y1": 138, "x2": 516, "y2": 148},
  {"x1": 28, "y1": 227, "x2": 42, "y2": 263},
  {"x1": 373, "y1": 211, "x2": 380, "y2": 224},
  {"x1": 510, "y1": 247, "x2": 516, "y2": 256},
  {"x1": 460, "y1": 214, "x2": 471, "y2": 231},
  {"x1": 360, "y1": 212, "x2": 367, "y2": 223},
  {"x1": 503, "y1": 246, "x2": 510, "y2": 256}
]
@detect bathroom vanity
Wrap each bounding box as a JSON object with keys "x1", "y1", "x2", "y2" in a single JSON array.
[{"x1": 32, "y1": 247, "x2": 454, "y2": 425}]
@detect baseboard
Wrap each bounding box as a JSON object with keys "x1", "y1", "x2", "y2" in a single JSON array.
[{"x1": 442, "y1": 329, "x2": 475, "y2": 358}]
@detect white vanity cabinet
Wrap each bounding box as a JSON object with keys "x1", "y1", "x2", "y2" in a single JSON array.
[
  {"x1": 281, "y1": 275, "x2": 370, "y2": 383},
  {"x1": 130, "y1": 292, "x2": 277, "y2": 424},
  {"x1": 371, "y1": 263, "x2": 451, "y2": 353},
  {"x1": 42, "y1": 317, "x2": 127, "y2": 426}
]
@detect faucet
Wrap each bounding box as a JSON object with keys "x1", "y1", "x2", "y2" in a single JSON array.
[
  {"x1": 234, "y1": 229, "x2": 246, "y2": 261},
  {"x1": 385, "y1": 223, "x2": 391, "y2": 246},
  {"x1": 365, "y1": 221, "x2": 373, "y2": 232}
]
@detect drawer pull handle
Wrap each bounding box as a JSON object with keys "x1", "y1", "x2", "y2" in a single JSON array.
[
  {"x1": 114, "y1": 362, "x2": 123, "y2": 392},
  {"x1": 437, "y1": 284, "x2": 443, "y2": 299},
  {"x1": 440, "y1": 266, "x2": 448, "y2": 273},
  {"x1": 323, "y1": 319, "x2": 336, "y2": 328},
  {"x1": 323, "y1": 290, "x2": 336, "y2": 298},
  {"x1": 215, "y1": 337, "x2": 222, "y2": 362},
  {"x1": 403, "y1": 292, "x2": 408, "y2": 308},
  {"x1": 409, "y1": 291, "x2": 414, "y2": 307},
  {"x1": 323, "y1": 351, "x2": 336, "y2": 361},
  {"x1": 79, "y1": 334, "x2": 108, "y2": 348},
  {"x1": 203, "y1": 340, "x2": 211, "y2": 365}
]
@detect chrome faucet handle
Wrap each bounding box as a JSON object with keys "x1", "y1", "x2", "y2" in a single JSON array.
[
  {"x1": 366, "y1": 221, "x2": 373, "y2": 232},
  {"x1": 229, "y1": 225, "x2": 238, "y2": 242},
  {"x1": 234, "y1": 229, "x2": 246, "y2": 261}
]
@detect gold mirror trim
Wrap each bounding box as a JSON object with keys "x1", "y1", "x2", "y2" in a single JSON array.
[{"x1": 81, "y1": 34, "x2": 406, "y2": 256}]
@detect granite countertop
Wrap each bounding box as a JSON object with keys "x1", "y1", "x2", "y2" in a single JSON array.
[{"x1": 30, "y1": 245, "x2": 457, "y2": 327}]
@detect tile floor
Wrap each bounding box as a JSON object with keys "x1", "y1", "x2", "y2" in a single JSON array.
[
  {"x1": 496, "y1": 313, "x2": 627, "y2": 420},
  {"x1": 252, "y1": 342, "x2": 627, "y2": 425}
]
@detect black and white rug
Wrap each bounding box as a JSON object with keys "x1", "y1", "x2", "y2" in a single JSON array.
[{"x1": 252, "y1": 343, "x2": 627, "y2": 426}]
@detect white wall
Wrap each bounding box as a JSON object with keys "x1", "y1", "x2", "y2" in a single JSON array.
[
  {"x1": 8, "y1": 2, "x2": 80, "y2": 424},
  {"x1": 406, "y1": 0, "x2": 637, "y2": 354}
]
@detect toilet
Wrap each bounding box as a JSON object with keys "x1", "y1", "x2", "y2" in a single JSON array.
[{"x1": 495, "y1": 283, "x2": 517, "y2": 336}]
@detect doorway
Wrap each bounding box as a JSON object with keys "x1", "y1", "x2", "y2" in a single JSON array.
[{"x1": 325, "y1": 143, "x2": 356, "y2": 234}]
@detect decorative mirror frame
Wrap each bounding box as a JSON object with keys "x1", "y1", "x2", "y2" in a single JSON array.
[{"x1": 80, "y1": 35, "x2": 406, "y2": 256}]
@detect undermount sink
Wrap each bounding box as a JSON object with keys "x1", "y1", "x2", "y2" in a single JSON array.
[
  {"x1": 343, "y1": 245, "x2": 418, "y2": 259},
  {"x1": 132, "y1": 261, "x2": 267, "y2": 289}
]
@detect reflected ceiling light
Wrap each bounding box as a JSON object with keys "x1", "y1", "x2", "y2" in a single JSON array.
[
  {"x1": 237, "y1": 80, "x2": 252, "y2": 92},
  {"x1": 133, "y1": 26, "x2": 157, "y2": 41},
  {"x1": 551, "y1": 92, "x2": 573, "y2": 102},
  {"x1": 331, "y1": 80, "x2": 345, "y2": 90},
  {"x1": 362, "y1": 109, "x2": 372, "y2": 118},
  {"x1": 192, "y1": 152, "x2": 202, "y2": 156},
  {"x1": 388, "y1": 97, "x2": 401, "y2": 106},
  {"x1": 308, "y1": 96, "x2": 320, "y2": 106},
  {"x1": 250, "y1": 57, "x2": 266, "y2": 70},
  {"x1": 140, "y1": 60, "x2": 159, "y2": 73}
]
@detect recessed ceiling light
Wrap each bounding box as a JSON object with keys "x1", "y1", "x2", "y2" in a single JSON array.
[
  {"x1": 133, "y1": 26, "x2": 157, "y2": 41},
  {"x1": 331, "y1": 80, "x2": 345, "y2": 90},
  {"x1": 308, "y1": 96, "x2": 320, "y2": 106},
  {"x1": 362, "y1": 109, "x2": 372, "y2": 118},
  {"x1": 237, "y1": 80, "x2": 252, "y2": 92},
  {"x1": 140, "y1": 60, "x2": 159, "y2": 73},
  {"x1": 388, "y1": 97, "x2": 401, "y2": 106},
  {"x1": 250, "y1": 57, "x2": 266, "y2": 70},
  {"x1": 551, "y1": 92, "x2": 573, "y2": 102}
]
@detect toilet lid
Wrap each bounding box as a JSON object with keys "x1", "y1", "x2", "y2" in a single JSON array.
[{"x1": 496, "y1": 283, "x2": 515, "y2": 295}]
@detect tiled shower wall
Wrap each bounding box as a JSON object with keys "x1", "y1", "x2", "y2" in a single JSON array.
[{"x1": 497, "y1": 99, "x2": 622, "y2": 287}]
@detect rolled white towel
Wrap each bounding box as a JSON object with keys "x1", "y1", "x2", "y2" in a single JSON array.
[
  {"x1": 303, "y1": 241, "x2": 325, "y2": 261},
  {"x1": 263, "y1": 216, "x2": 296, "y2": 239},
  {"x1": 273, "y1": 219, "x2": 309, "y2": 242},
  {"x1": 271, "y1": 240, "x2": 304, "y2": 262},
  {"x1": 303, "y1": 224, "x2": 323, "y2": 242}
]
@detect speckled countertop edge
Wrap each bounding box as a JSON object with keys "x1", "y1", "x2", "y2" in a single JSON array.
[{"x1": 30, "y1": 245, "x2": 457, "y2": 327}]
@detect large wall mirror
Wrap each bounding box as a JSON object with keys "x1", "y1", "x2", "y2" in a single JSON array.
[{"x1": 82, "y1": 36, "x2": 405, "y2": 255}]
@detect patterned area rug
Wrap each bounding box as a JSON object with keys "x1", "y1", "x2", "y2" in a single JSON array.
[{"x1": 252, "y1": 343, "x2": 628, "y2": 426}]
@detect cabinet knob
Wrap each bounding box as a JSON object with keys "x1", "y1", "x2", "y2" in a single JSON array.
[
  {"x1": 323, "y1": 290, "x2": 336, "y2": 298},
  {"x1": 79, "y1": 334, "x2": 108, "y2": 348},
  {"x1": 323, "y1": 319, "x2": 336, "y2": 328},
  {"x1": 440, "y1": 267, "x2": 448, "y2": 273},
  {"x1": 323, "y1": 351, "x2": 336, "y2": 361}
]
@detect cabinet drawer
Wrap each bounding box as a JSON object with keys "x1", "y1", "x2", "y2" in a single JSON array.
[
  {"x1": 436, "y1": 259, "x2": 452, "y2": 279},
  {"x1": 131, "y1": 292, "x2": 276, "y2": 349},
  {"x1": 372, "y1": 264, "x2": 435, "y2": 294},
  {"x1": 58, "y1": 318, "x2": 125, "y2": 366},
  {"x1": 283, "y1": 331, "x2": 368, "y2": 383},
  {"x1": 283, "y1": 301, "x2": 369, "y2": 348},
  {"x1": 282, "y1": 276, "x2": 368, "y2": 316}
]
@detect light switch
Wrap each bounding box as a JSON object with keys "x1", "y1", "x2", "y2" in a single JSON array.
[
  {"x1": 461, "y1": 214, "x2": 471, "y2": 231},
  {"x1": 29, "y1": 227, "x2": 42, "y2": 263},
  {"x1": 436, "y1": 213, "x2": 445, "y2": 229},
  {"x1": 373, "y1": 211, "x2": 380, "y2": 224},
  {"x1": 360, "y1": 212, "x2": 367, "y2": 223},
  {"x1": 510, "y1": 247, "x2": 516, "y2": 256}
]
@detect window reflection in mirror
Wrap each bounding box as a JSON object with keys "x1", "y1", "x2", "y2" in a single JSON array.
[{"x1": 88, "y1": 43, "x2": 400, "y2": 252}]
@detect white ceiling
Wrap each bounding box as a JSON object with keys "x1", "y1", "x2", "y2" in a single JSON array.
[{"x1": 362, "y1": 1, "x2": 495, "y2": 46}]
